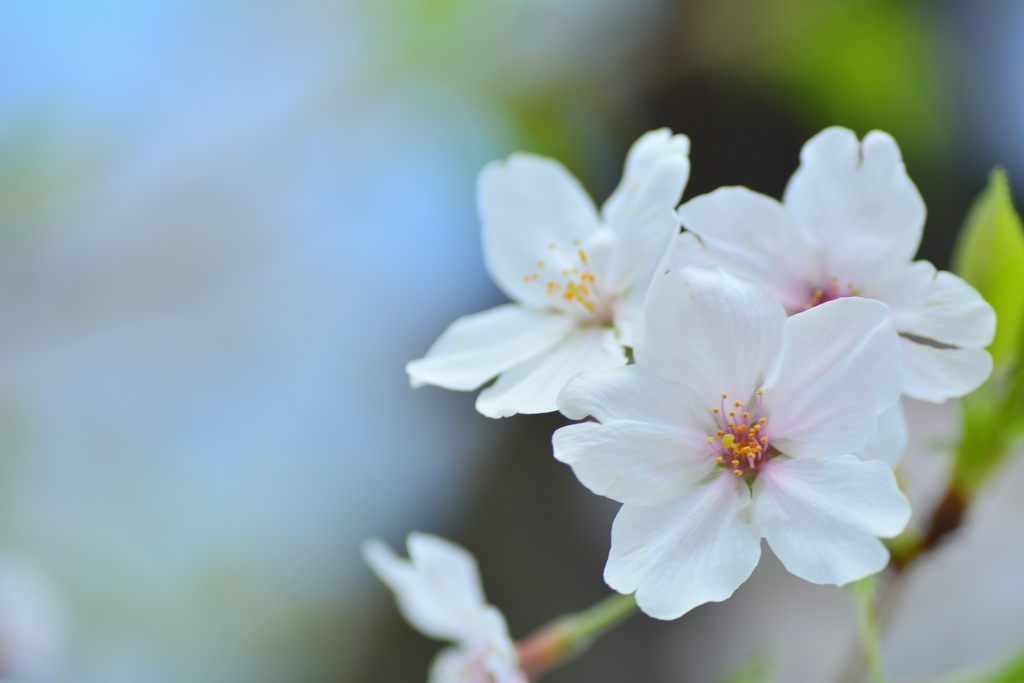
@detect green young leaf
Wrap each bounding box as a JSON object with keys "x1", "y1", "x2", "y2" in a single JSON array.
[{"x1": 952, "y1": 168, "x2": 1024, "y2": 367}]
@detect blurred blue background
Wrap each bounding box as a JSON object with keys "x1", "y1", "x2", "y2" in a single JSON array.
[{"x1": 0, "y1": 2, "x2": 1022, "y2": 682}]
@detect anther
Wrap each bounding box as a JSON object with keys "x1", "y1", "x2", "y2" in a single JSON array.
[
  {"x1": 734, "y1": 401, "x2": 741, "y2": 407},
  {"x1": 548, "y1": 243, "x2": 556, "y2": 249},
  {"x1": 713, "y1": 408, "x2": 719, "y2": 414},
  {"x1": 742, "y1": 412, "x2": 749, "y2": 419},
  {"x1": 716, "y1": 430, "x2": 724, "y2": 436},
  {"x1": 729, "y1": 411, "x2": 735, "y2": 417},
  {"x1": 721, "y1": 393, "x2": 728, "y2": 398},
  {"x1": 758, "y1": 417, "x2": 766, "y2": 424},
  {"x1": 733, "y1": 469, "x2": 743, "y2": 476},
  {"x1": 760, "y1": 436, "x2": 768, "y2": 444},
  {"x1": 573, "y1": 239, "x2": 580, "y2": 246},
  {"x1": 756, "y1": 389, "x2": 763, "y2": 395},
  {"x1": 731, "y1": 460, "x2": 740, "y2": 467},
  {"x1": 538, "y1": 260, "x2": 545, "y2": 267},
  {"x1": 707, "y1": 437, "x2": 714, "y2": 443}
]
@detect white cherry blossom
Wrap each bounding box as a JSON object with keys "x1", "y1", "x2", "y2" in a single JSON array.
[
  {"x1": 673, "y1": 126, "x2": 995, "y2": 404},
  {"x1": 363, "y1": 533, "x2": 527, "y2": 683},
  {"x1": 553, "y1": 266, "x2": 912, "y2": 620},
  {"x1": 407, "y1": 129, "x2": 691, "y2": 417}
]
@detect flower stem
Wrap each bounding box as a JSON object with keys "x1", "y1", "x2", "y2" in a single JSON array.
[
  {"x1": 853, "y1": 576, "x2": 885, "y2": 683},
  {"x1": 516, "y1": 592, "x2": 637, "y2": 679}
]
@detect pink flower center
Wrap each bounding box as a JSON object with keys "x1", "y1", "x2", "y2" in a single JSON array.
[
  {"x1": 706, "y1": 390, "x2": 771, "y2": 477},
  {"x1": 804, "y1": 276, "x2": 859, "y2": 310}
]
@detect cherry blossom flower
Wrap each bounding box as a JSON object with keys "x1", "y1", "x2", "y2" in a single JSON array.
[
  {"x1": 553, "y1": 266, "x2": 912, "y2": 620},
  {"x1": 673, "y1": 127, "x2": 995, "y2": 404},
  {"x1": 363, "y1": 533, "x2": 527, "y2": 683},
  {"x1": 407, "y1": 129, "x2": 691, "y2": 417}
]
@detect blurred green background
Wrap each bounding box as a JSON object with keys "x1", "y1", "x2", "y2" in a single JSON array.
[{"x1": 0, "y1": 2, "x2": 1022, "y2": 682}]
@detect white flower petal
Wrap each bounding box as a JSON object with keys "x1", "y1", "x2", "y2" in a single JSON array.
[
  {"x1": 407, "y1": 532, "x2": 487, "y2": 607},
  {"x1": 608, "y1": 208, "x2": 680, "y2": 348},
  {"x1": 479, "y1": 154, "x2": 602, "y2": 310},
  {"x1": 605, "y1": 474, "x2": 761, "y2": 620},
  {"x1": 670, "y1": 230, "x2": 715, "y2": 267},
  {"x1": 430, "y1": 644, "x2": 527, "y2": 683},
  {"x1": 601, "y1": 129, "x2": 690, "y2": 292},
  {"x1": 752, "y1": 454, "x2": 911, "y2": 585},
  {"x1": 853, "y1": 400, "x2": 908, "y2": 467},
  {"x1": 363, "y1": 536, "x2": 496, "y2": 645},
  {"x1": 877, "y1": 260, "x2": 996, "y2": 350},
  {"x1": 553, "y1": 419, "x2": 716, "y2": 506},
  {"x1": 783, "y1": 128, "x2": 925, "y2": 276},
  {"x1": 676, "y1": 187, "x2": 820, "y2": 312},
  {"x1": 900, "y1": 338, "x2": 994, "y2": 403},
  {"x1": 636, "y1": 266, "x2": 786, "y2": 405},
  {"x1": 763, "y1": 297, "x2": 902, "y2": 458},
  {"x1": 557, "y1": 364, "x2": 711, "y2": 426},
  {"x1": 476, "y1": 325, "x2": 626, "y2": 417},
  {"x1": 407, "y1": 304, "x2": 576, "y2": 390}
]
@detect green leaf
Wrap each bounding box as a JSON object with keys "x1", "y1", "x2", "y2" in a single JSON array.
[{"x1": 952, "y1": 168, "x2": 1024, "y2": 366}]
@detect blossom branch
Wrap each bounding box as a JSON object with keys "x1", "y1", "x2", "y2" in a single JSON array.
[{"x1": 516, "y1": 593, "x2": 637, "y2": 680}]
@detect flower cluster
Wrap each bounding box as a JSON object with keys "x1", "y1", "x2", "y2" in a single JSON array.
[{"x1": 369, "y1": 126, "x2": 997, "y2": 679}]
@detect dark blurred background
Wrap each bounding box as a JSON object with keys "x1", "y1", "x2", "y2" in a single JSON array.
[{"x1": 1, "y1": 2, "x2": 1023, "y2": 682}]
